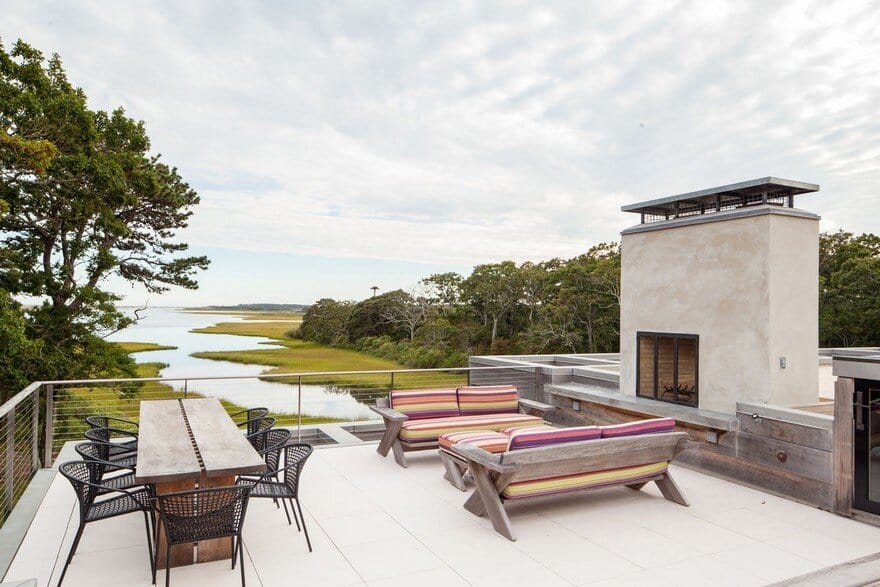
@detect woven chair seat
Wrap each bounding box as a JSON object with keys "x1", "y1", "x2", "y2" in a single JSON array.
[
  {"x1": 86, "y1": 489, "x2": 150, "y2": 522},
  {"x1": 241, "y1": 479, "x2": 291, "y2": 499},
  {"x1": 98, "y1": 472, "x2": 139, "y2": 494}
]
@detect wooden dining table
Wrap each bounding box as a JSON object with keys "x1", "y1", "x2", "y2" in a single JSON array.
[{"x1": 135, "y1": 398, "x2": 267, "y2": 567}]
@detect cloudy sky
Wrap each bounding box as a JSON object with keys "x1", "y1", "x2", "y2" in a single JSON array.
[{"x1": 3, "y1": 1, "x2": 879, "y2": 306}]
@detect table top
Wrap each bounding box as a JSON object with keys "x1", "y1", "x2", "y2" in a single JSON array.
[{"x1": 135, "y1": 398, "x2": 267, "y2": 484}]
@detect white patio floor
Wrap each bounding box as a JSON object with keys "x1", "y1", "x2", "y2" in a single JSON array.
[{"x1": 5, "y1": 442, "x2": 880, "y2": 587}]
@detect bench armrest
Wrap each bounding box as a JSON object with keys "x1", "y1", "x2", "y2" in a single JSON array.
[
  {"x1": 450, "y1": 444, "x2": 516, "y2": 474},
  {"x1": 369, "y1": 403, "x2": 409, "y2": 423},
  {"x1": 518, "y1": 398, "x2": 554, "y2": 418}
]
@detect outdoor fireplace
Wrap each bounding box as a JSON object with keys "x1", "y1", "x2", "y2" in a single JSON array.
[
  {"x1": 619, "y1": 177, "x2": 820, "y2": 414},
  {"x1": 636, "y1": 332, "x2": 698, "y2": 407}
]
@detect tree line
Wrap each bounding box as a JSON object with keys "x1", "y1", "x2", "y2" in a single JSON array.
[
  {"x1": 296, "y1": 243, "x2": 623, "y2": 368},
  {"x1": 297, "y1": 231, "x2": 880, "y2": 369}
]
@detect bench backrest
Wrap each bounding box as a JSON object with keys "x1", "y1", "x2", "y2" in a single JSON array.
[
  {"x1": 505, "y1": 424, "x2": 601, "y2": 451},
  {"x1": 389, "y1": 384, "x2": 521, "y2": 420},
  {"x1": 500, "y1": 431, "x2": 688, "y2": 483}
]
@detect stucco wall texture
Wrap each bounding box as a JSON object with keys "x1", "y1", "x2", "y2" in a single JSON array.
[{"x1": 619, "y1": 207, "x2": 819, "y2": 414}]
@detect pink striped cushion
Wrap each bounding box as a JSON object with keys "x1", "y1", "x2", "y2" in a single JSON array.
[
  {"x1": 600, "y1": 418, "x2": 676, "y2": 438},
  {"x1": 398, "y1": 413, "x2": 543, "y2": 443},
  {"x1": 507, "y1": 425, "x2": 601, "y2": 451},
  {"x1": 457, "y1": 385, "x2": 519, "y2": 415},
  {"x1": 390, "y1": 388, "x2": 459, "y2": 420},
  {"x1": 438, "y1": 430, "x2": 509, "y2": 454}
]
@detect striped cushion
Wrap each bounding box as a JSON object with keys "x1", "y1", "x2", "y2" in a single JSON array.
[
  {"x1": 390, "y1": 388, "x2": 459, "y2": 420},
  {"x1": 398, "y1": 413, "x2": 544, "y2": 443},
  {"x1": 502, "y1": 461, "x2": 668, "y2": 499},
  {"x1": 438, "y1": 430, "x2": 509, "y2": 455},
  {"x1": 457, "y1": 385, "x2": 519, "y2": 415},
  {"x1": 600, "y1": 418, "x2": 676, "y2": 438},
  {"x1": 507, "y1": 425, "x2": 601, "y2": 451}
]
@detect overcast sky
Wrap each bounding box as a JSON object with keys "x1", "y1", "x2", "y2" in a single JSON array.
[{"x1": 3, "y1": 1, "x2": 879, "y2": 306}]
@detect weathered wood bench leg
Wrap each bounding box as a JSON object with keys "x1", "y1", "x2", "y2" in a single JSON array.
[
  {"x1": 469, "y1": 463, "x2": 516, "y2": 541},
  {"x1": 376, "y1": 419, "x2": 402, "y2": 457},
  {"x1": 463, "y1": 490, "x2": 487, "y2": 517},
  {"x1": 655, "y1": 471, "x2": 689, "y2": 506},
  {"x1": 391, "y1": 439, "x2": 408, "y2": 468},
  {"x1": 626, "y1": 482, "x2": 648, "y2": 491},
  {"x1": 440, "y1": 453, "x2": 468, "y2": 491}
]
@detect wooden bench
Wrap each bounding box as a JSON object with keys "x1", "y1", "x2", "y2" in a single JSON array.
[
  {"x1": 370, "y1": 385, "x2": 553, "y2": 468},
  {"x1": 450, "y1": 429, "x2": 689, "y2": 541}
]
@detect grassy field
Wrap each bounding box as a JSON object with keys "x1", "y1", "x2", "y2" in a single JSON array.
[
  {"x1": 192, "y1": 320, "x2": 296, "y2": 340},
  {"x1": 116, "y1": 341, "x2": 178, "y2": 353},
  {"x1": 191, "y1": 322, "x2": 464, "y2": 389}
]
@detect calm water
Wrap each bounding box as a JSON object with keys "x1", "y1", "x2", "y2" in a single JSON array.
[{"x1": 107, "y1": 307, "x2": 374, "y2": 419}]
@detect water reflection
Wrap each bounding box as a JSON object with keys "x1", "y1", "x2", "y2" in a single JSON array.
[{"x1": 108, "y1": 307, "x2": 375, "y2": 419}]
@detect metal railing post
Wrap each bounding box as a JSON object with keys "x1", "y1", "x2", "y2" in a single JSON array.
[
  {"x1": 297, "y1": 376, "x2": 302, "y2": 442},
  {"x1": 43, "y1": 384, "x2": 54, "y2": 467},
  {"x1": 5, "y1": 410, "x2": 15, "y2": 514},
  {"x1": 390, "y1": 371, "x2": 395, "y2": 391},
  {"x1": 184, "y1": 380, "x2": 188, "y2": 398},
  {"x1": 31, "y1": 390, "x2": 39, "y2": 471}
]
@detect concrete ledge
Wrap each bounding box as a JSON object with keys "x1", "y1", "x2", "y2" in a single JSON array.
[
  {"x1": 769, "y1": 551, "x2": 880, "y2": 586},
  {"x1": 547, "y1": 383, "x2": 738, "y2": 430},
  {"x1": 737, "y1": 401, "x2": 833, "y2": 431},
  {"x1": 0, "y1": 470, "x2": 55, "y2": 581}
]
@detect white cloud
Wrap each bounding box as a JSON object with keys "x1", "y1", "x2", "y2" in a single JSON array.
[{"x1": 3, "y1": 0, "x2": 880, "y2": 276}]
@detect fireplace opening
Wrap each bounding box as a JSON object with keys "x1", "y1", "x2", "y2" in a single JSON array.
[{"x1": 637, "y1": 332, "x2": 699, "y2": 407}]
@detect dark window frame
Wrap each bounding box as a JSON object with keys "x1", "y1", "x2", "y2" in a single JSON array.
[{"x1": 636, "y1": 331, "x2": 699, "y2": 407}]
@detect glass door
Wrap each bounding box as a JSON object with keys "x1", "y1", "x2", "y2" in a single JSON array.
[{"x1": 854, "y1": 381, "x2": 880, "y2": 515}]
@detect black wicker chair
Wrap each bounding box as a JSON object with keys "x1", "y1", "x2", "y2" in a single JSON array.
[
  {"x1": 83, "y1": 425, "x2": 139, "y2": 455},
  {"x1": 84, "y1": 415, "x2": 139, "y2": 433},
  {"x1": 58, "y1": 461, "x2": 155, "y2": 586},
  {"x1": 81, "y1": 429, "x2": 138, "y2": 466},
  {"x1": 74, "y1": 442, "x2": 140, "y2": 494},
  {"x1": 237, "y1": 443, "x2": 313, "y2": 552},
  {"x1": 230, "y1": 408, "x2": 269, "y2": 435},
  {"x1": 244, "y1": 417, "x2": 276, "y2": 452},
  {"x1": 154, "y1": 485, "x2": 252, "y2": 587}
]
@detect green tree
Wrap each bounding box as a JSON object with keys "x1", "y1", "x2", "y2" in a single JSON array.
[
  {"x1": 297, "y1": 298, "x2": 354, "y2": 345},
  {"x1": 0, "y1": 290, "x2": 41, "y2": 401},
  {"x1": 0, "y1": 39, "x2": 208, "y2": 381},
  {"x1": 462, "y1": 261, "x2": 523, "y2": 350},
  {"x1": 819, "y1": 230, "x2": 880, "y2": 347}
]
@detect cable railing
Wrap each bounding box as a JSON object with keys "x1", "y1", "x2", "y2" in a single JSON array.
[{"x1": 0, "y1": 364, "x2": 539, "y2": 527}]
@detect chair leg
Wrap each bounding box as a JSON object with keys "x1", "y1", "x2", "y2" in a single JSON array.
[
  {"x1": 143, "y1": 511, "x2": 156, "y2": 585},
  {"x1": 294, "y1": 499, "x2": 312, "y2": 552},
  {"x1": 57, "y1": 522, "x2": 85, "y2": 586},
  {"x1": 239, "y1": 535, "x2": 246, "y2": 587},
  {"x1": 165, "y1": 543, "x2": 171, "y2": 587},
  {"x1": 281, "y1": 497, "x2": 292, "y2": 525},
  {"x1": 289, "y1": 498, "x2": 301, "y2": 531},
  {"x1": 231, "y1": 536, "x2": 236, "y2": 569}
]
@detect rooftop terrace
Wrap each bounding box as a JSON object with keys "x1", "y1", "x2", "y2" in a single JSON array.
[{"x1": 5, "y1": 440, "x2": 880, "y2": 587}]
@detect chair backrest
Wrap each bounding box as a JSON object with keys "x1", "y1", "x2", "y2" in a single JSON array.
[
  {"x1": 155, "y1": 485, "x2": 251, "y2": 544},
  {"x1": 456, "y1": 385, "x2": 519, "y2": 416},
  {"x1": 234, "y1": 408, "x2": 269, "y2": 435},
  {"x1": 245, "y1": 417, "x2": 276, "y2": 452},
  {"x1": 83, "y1": 426, "x2": 137, "y2": 443},
  {"x1": 74, "y1": 442, "x2": 126, "y2": 478},
  {"x1": 261, "y1": 429, "x2": 292, "y2": 471},
  {"x1": 389, "y1": 388, "x2": 460, "y2": 420},
  {"x1": 280, "y1": 443, "x2": 313, "y2": 496},
  {"x1": 59, "y1": 461, "x2": 103, "y2": 513},
  {"x1": 84, "y1": 415, "x2": 138, "y2": 433},
  {"x1": 80, "y1": 431, "x2": 134, "y2": 462}
]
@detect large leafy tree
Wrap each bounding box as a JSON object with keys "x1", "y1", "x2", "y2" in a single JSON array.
[
  {"x1": 819, "y1": 230, "x2": 880, "y2": 347},
  {"x1": 0, "y1": 39, "x2": 208, "y2": 382}
]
